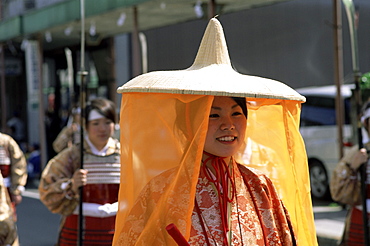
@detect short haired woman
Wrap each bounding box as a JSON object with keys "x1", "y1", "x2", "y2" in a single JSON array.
[{"x1": 39, "y1": 98, "x2": 120, "y2": 246}]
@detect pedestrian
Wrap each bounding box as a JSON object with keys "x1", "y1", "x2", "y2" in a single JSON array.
[
  {"x1": 0, "y1": 172, "x2": 18, "y2": 246},
  {"x1": 39, "y1": 98, "x2": 120, "y2": 246},
  {"x1": 113, "y1": 18, "x2": 316, "y2": 245},
  {"x1": 6, "y1": 111, "x2": 26, "y2": 151},
  {"x1": 330, "y1": 100, "x2": 370, "y2": 245},
  {"x1": 0, "y1": 132, "x2": 27, "y2": 222},
  {"x1": 52, "y1": 107, "x2": 81, "y2": 153},
  {"x1": 26, "y1": 143, "x2": 41, "y2": 187}
]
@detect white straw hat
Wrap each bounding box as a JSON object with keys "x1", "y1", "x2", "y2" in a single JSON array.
[{"x1": 117, "y1": 18, "x2": 305, "y2": 102}]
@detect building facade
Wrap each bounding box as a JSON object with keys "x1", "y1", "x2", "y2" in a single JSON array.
[{"x1": 0, "y1": 0, "x2": 369, "y2": 164}]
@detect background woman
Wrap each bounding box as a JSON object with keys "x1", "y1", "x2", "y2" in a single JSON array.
[
  {"x1": 39, "y1": 98, "x2": 120, "y2": 246},
  {"x1": 330, "y1": 100, "x2": 370, "y2": 245}
]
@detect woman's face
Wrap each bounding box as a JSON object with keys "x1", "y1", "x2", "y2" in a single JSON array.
[
  {"x1": 86, "y1": 117, "x2": 114, "y2": 150},
  {"x1": 203, "y1": 96, "x2": 247, "y2": 158}
]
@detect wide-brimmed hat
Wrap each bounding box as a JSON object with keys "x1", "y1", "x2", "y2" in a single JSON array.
[{"x1": 117, "y1": 17, "x2": 305, "y2": 102}]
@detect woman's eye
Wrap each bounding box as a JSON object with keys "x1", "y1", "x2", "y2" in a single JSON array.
[
  {"x1": 232, "y1": 112, "x2": 243, "y2": 116},
  {"x1": 209, "y1": 114, "x2": 219, "y2": 118}
]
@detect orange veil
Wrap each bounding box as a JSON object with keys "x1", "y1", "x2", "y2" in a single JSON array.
[{"x1": 113, "y1": 18, "x2": 317, "y2": 246}]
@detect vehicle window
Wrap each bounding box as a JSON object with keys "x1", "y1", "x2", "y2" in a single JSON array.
[{"x1": 300, "y1": 96, "x2": 351, "y2": 126}]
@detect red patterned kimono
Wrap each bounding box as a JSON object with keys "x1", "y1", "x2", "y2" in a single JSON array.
[{"x1": 122, "y1": 159, "x2": 296, "y2": 245}]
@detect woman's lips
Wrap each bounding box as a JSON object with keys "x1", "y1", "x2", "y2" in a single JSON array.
[{"x1": 216, "y1": 136, "x2": 236, "y2": 142}]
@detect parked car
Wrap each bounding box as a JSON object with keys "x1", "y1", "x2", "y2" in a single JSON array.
[{"x1": 296, "y1": 84, "x2": 356, "y2": 200}]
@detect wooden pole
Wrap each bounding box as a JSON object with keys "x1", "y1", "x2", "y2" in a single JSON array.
[
  {"x1": 132, "y1": 6, "x2": 141, "y2": 77},
  {"x1": 333, "y1": 0, "x2": 345, "y2": 159},
  {"x1": 0, "y1": 0, "x2": 6, "y2": 132},
  {"x1": 208, "y1": 0, "x2": 216, "y2": 19},
  {"x1": 37, "y1": 36, "x2": 47, "y2": 171},
  {"x1": 0, "y1": 44, "x2": 6, "y2": 132},
  {"x1": 342, "y1": 0, "x2": 369, "y2": 244},
  {"x1": 78, "y1": 0, "x2": 88, "y2": 245}
]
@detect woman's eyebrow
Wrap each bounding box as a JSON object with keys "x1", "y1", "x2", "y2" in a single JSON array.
[{"x1": 211, "y1": 104, "x2": 239, "y2": 110}]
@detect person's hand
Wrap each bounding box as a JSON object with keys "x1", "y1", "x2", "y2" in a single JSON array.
[
  {"x1": 11, "y1": 194, "x2": 22, "y2": 206},
  {"x1": 351, "y1": 148, "x2": 368, "y2": 170},
  {"x1": 71, "y1": 169, "x2": 88, "y2": 193},
  {"x1": 71, "y1": 123, "x2": 79, "y2": 133}
]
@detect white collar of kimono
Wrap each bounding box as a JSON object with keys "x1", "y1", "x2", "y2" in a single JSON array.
[
  {"x1": 362, "y1": 108, "x2": 370, "y2": 124},
  {"x1": 88, "y1": 109, "x2": 105, "y2": 121},
  {"x1": 85, "y1": 135, "x2": 109, "y2": 156},
  {"x1": 361, "y1": 108, "x2": 370, "y2": 144}
]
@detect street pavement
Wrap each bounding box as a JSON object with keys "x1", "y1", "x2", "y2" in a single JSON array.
[
  {"x1": 18, "y1": 186, "x2": 346, "y2": 245},
  {"x1": 313, "y1": 198, "x2": 347, "y2": 246},
  {"x1": 17, "y1": 189, "x2": 60, "y2": 246}
]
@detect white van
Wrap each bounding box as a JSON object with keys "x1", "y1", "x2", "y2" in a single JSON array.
[{"x1": 297, "y1": 84, "x2": 356, "y2": 200}]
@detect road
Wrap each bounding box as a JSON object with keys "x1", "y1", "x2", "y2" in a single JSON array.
[
  {"x1": 16, "y1": 186, "x2": 346, "y2": 245},
  {"x1": 312, "y1": 198, "x2": 347, "y2": 245},
  {"x1": 17, "y1": 189, "x2": 60, "y2": 246}
]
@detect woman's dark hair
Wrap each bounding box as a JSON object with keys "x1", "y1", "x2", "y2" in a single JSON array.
[
  {"x1": 232, "y1": 97, "x2": 248, "y2": 118},
  {"x1": 85, "y1": 98, "x2": 116, "y2": 127}
]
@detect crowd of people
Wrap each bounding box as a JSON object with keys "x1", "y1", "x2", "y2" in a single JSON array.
[
  {"x1": 0, "y1": 17, "x2": 316, "y2": 246},
  {"x1": 0, "y1": 97, "x2": 121, "y2": 246},
  {"x1": 10, "y1": 17, "x2": 370, "y2": 246}
]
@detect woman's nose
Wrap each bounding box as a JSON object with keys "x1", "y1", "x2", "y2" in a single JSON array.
[
  {"x1": 98, "y1": 124, "x2": 107, "y2": 131},
  {"x1": 220, "y1": 117, "x2": 235, "y2": 130}
]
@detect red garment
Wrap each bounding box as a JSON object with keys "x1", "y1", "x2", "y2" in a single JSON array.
[
  {"x1": 346, "y1": 207, "x2": 370, "y2": 246},
  {"x1": 121, "y1": 161, "x2": 296, "y2": 245},
  {"x1": 39, "y1": 138, "x2": 120, "y2": 246},
  {"x1": 189, "y1": 163, "x2": 295, "y2": 245},
  {"x1": 59, "y1": 184, "x2": 119, "y2": 246},
  {"x1": 58, "y1": 154, "x2": 120, "y2": 246},
  {"x1": 0, "y1": 165, "x2": 10, "y2": 177}
]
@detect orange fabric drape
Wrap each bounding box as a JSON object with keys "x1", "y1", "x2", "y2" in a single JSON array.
[
  {"x1": 113, "y1": 93, "x2": 316, "y2": 246},
  {"x1": 237, "y1": 99, "x2": 315, "y2": 245}
]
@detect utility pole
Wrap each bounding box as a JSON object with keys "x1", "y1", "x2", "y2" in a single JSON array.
[{"x1": 342, "y1": 0, "x2": 369, "y2": 245}]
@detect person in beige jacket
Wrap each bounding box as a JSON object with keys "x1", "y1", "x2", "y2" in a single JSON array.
[
  {"x1": 39, "y1": 98, "x2": 120, "y2": 246},
  {"x1": 330, "y1": 101, "x2": 370, "y2": 245},
  {"x1": 0, "y1": 132, "x2": 27, "y2": 220},
  {"x1": 0, "y1": 171, "x2": 18, "y2": 246},
  {"x1": 52, "y1": 107, "x2": 81, "y2": 153}
]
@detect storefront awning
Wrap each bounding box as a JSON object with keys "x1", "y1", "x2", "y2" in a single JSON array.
[{"x1": 0, "y1": 0, "x2": 294, "y2": 50}]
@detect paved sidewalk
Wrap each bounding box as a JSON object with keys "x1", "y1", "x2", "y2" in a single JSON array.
[
  {"x1": 315, "y1": 219, "x2": 342, "y2": 245},
  {"x1": 314, "y1": 204, "x2": 346, "y2": 245},
  {"x1": 24, "y1": 187, "x2": 345, "y2": 245}
]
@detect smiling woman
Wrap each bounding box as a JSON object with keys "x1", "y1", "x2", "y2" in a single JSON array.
[
  {"x1": 118, "y1": 95, "x2": 296, "y2": 245},
  {"x1": 203, "y1": 97, "x2": 247, "y2": 161},
  {"x1": 113, "y1": 18, "x2": 316, "y2": 246}
]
